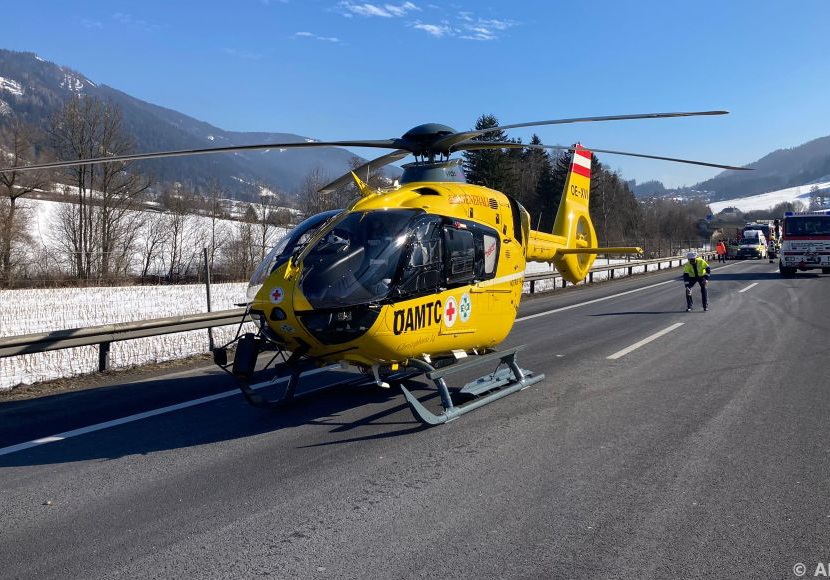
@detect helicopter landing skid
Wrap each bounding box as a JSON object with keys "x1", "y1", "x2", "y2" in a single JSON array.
[{"x1": 400, "y1": 346, "x2": 544, "y2": 426}]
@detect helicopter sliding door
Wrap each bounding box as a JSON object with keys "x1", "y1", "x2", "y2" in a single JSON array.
[{"x1": 440, "y1": 221, "x2": 502, "y2": 336}]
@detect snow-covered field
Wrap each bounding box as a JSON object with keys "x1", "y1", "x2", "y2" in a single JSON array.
[
  {"x1": 24, "y1": 197, "x2": 292, "y2": 269},
  {"x1": 709, "y1": 180, "x2": 830, "y2": 214},
  {"x1": 0, "y1": 254, "x2": 697, "y2": 390},
  {"x1": 0, "y1": 283, "x2": 255, "y2": 390}
]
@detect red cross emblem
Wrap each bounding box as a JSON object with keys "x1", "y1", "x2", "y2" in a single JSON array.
[
  {"x1": 269, "y1": 287, "x2": 284, "y2": 304},
  {"x1": 444, "y1": 296, "x2": 458, "y2": 328}
]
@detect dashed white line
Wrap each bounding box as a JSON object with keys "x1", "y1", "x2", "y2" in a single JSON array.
[
  {"x1": 738, "y1": 282, "x2": 759, "y2": 293},
  {"x1": 0, "y1": 367, "x2": 333, "y2": 457},
  {"x1": 607, "y1": 322, "x2": 685, "y2": 360}
]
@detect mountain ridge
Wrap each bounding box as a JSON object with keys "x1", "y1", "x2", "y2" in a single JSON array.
[
  {"x1": 628, "y1": 134, "x2": 830, "y2": 202},
  {"x1": 0, "y1": 49, "x2": 393, "y2": 198}
]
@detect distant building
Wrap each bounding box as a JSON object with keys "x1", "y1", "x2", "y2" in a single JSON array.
[{"x1": 717, "y1": 206, "x2": 742, "y2": 219}]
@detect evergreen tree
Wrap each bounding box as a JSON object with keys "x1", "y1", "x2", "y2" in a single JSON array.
[
  {"x1": 533, "y1": 150, "x2": 571, "y2": 232},
  {"x1": 462, "y1": 114, "x2": 511, "y2": 191}
]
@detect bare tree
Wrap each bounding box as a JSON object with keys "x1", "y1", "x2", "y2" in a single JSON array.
[
  {"x1": 160, "y1": 188, "x2": 196, "y2": 279},
  {"x1": 0, "y1": 120, "x2": 50, "y2": 285},
  {"x1": 137, "y1": 212, "x2": 168, "y2": 277},
  {"x1": 254, "y1": 191, "x2": 281, "y2": 261},
  {"x1": 205, "y1": 178, "x2": 228, "y2": 271},
  {"x1": 95, "y1": 105, "x2": 151, "y2": 277},
  {"x1": 298, "y1": 164, "x2": 336, "y2": 218},
  {"x1": 221, "y1": 204, "x2": 258, "y2": 280},
  {"x1": 47, "y1": 97, "x2": 150, "y2": 280}
]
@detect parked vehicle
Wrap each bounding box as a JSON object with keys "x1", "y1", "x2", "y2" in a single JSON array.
[
  {"x1": 779, "y1": 210, "x2": 830, "y2": 276},
  {"x1": 737, "y1": 230, "x2": 768, "y2": 259}
]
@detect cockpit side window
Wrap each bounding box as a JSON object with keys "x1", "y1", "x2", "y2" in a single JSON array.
[
  {"x1": 444, "y1": 227, "x2": 476, "y2": 286},
  {"x1": 247, "y1": 209, "x2": 341, "y2": 291},
  {"x1": 396, "y1": 218, "x2": 443, "y2": 299}
]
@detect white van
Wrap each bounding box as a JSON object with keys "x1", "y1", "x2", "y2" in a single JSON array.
[{"x1": 737, "y1": 229, "x2": 768, "y2": 259}]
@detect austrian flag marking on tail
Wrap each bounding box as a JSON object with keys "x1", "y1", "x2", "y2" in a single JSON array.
[{"x1": 572, "y1": 145, "x2": 591, "y2": 178}]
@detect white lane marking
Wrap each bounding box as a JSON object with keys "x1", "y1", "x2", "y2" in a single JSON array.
[
  {"x1": 738, "y1": 282, "x2": 759, "y2": 293},
  {"x1": 607, "y1": 322, "x2": 685, "y2": 360},
  {"x1": 0, "y1": 367, "x2": 333, "y2": 457}
]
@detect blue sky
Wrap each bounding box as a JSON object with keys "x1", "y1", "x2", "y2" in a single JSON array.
[{"x1": 4, "y1": 0, "x2": 830, "y2": 187}]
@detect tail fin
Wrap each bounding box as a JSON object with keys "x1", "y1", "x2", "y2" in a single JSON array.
[
  {"x1": 526, "y1": 145, "x2": 641, "y2": 283},
  {"x1": 550, "y1": 145, "x2": 599, "y2": 282}
]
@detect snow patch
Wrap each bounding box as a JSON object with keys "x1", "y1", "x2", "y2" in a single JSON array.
[
  {"x1": 0, "y1": 99, "x2": 11, "y2": 117},
  {"x1": 0, "y1": 283, "x2": 256, "y2": 389},
  {"x1": 60, "y1": 73, "x2": 85, "y2": 93},
  {"x1": 34, "y1": 55, "x2": 45, "y2": 62},
  {"x1": 710, "y1": 180, "x2": 830, "y2": 213},
  {"x1": 0, "y1": 76, "x2": 24, "y2": 97},
  {"x1": 207, "y1": 135, "x2": 215, "y2": 141}
]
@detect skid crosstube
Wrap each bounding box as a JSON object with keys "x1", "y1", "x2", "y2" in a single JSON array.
[{"x1": 400, "y1": 346, "x2": 544, "y2": 426}]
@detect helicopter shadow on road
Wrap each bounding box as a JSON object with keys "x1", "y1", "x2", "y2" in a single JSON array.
[{"x1": 0, "y1": 370, "x2": 439, "y2": 468}]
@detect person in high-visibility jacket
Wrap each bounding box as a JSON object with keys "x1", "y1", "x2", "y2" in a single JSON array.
[
  {"x1": 715, "y1": 241, "x2": 727, "y2": 263},
  {"x1": 683, "y1": 251, "x2": 711, "y2": 312}
]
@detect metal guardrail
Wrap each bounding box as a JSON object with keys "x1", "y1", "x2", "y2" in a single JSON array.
[
  {"x1": 525, "y1": 252, "x2": 716, "y2": 293},
  {"x1": 0, "y1": 308, "x2": 249, "y2": 371},
  {"x1": 0, "y1": 252, "x2": 713, "y2": 372}
]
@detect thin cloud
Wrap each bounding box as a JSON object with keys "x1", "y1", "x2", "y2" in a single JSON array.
[
  {"x1": 111, "y1": 12, "x2": 162, "y2": 32},
  {"x1": 81, "y1": 18, "x2": 103, "y2": 29},
  {"x1": 332, "y1": 2, "x2": 515, "y2": 41},
  {"x1": 223, "y1": 47, "x2": 263, "y2": 60},
  {"x1": 457, "y1": 14, "x2": 516, "y2": 41},
  {"x1": 337, "y1": 1, "x2": 420, "y2": 18},
  {"x1": 411, "y1": 22, "x2": 453, "y2": 38},
  {"x1": 293, "y1": 31, "x2": 341, "y2": 42}
]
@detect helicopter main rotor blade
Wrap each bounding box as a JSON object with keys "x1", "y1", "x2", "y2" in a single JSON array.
[
  {"x1": 434, "y1": 111, "x2": 730, "y2": 153},
  {"x1": 455, "y1": 140, "x2": 750, "y2": 171},
  {"x1": 318, "y1": 149, "x2": 410, "y2": 194},
  {"x1": 0, "y1": 139, "x2": 404, "y2": 174}
]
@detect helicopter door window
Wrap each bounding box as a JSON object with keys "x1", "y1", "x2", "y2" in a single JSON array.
[
  {"x1": 444, "y1": 227, "x2": 475, "y2": 286},
  {"x1": 482, "y1": 234, "x2": 498, "y2": 275},
  {"x1": 396, "y1": 220, "x2": 443, "y2": 298}
]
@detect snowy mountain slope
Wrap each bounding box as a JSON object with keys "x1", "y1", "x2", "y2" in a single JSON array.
[
  {"x1": 709, "y1": 180, "x2": 830, "y2": 213},
  {"x1": 0, "y1": 49, "x2": 400, "y2": 197}
]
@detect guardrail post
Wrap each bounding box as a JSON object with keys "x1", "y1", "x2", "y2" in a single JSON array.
[
  {"x1": 627, "y1": 266, "x2": 632, "y2": 276},
  {"x1": 589, "y1": 272, "x2": 594, "y2": 283},
  {"x1": 98, "y1": 341, "x2": 111, "y2": 372},
  {"x1": 530, "y1": 280, "x2": 536, "y2": 294},
  {"x1": 203, "y1": 247, "x2": 215, "y2": 351},
  {"x1": 611, "y1": 269, "x2": 615, "y2": 279}
]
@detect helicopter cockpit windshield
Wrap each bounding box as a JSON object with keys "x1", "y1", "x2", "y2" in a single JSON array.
[
  {"x1": 246, "y1": 209, "x2": 342, "y2": 302},
  {"x1": 300, "y1": 209, "x2": 422, "y2": 309}
]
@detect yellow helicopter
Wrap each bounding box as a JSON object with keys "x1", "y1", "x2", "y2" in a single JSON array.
[{"x1": 1, "y1": 111, "x2": 748, "y2": 424}]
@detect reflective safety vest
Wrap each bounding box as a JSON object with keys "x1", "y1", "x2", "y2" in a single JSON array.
[{"x1": 683, "y1": 258, "x2": 710, "y2": 278}]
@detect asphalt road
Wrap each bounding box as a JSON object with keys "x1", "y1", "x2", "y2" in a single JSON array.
[{"x1": 2, "y1": 259, "x2": 829, "y2": 579}]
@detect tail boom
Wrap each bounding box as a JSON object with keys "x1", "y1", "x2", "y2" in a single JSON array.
[{"x1": 526, "y1": 145, "x2": 641, "y2": 283}]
